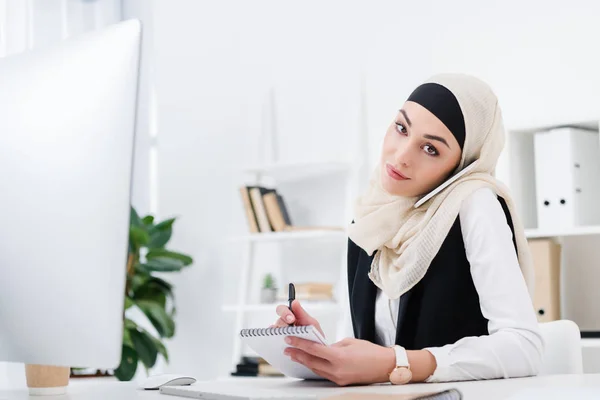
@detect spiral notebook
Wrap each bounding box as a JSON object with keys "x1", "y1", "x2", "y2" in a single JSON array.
[{"x1": 239, "y1": 325, "x2": 329, "y2": 380}]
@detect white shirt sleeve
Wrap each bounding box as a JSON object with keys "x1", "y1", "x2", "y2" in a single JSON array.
[
  {"x1": 336, "y1": 262, "x2": 356, "y2": 342},
  {"x1": 423, "y1": 187, "x2": 544, "y2": 382}
]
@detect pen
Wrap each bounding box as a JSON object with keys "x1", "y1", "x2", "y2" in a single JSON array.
[{"x1": 288, "y1": 283, "x2": 295, "y2": 326}]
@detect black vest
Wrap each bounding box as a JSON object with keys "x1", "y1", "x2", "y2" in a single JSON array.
[{"x1": 347, "y1": 197, "x2": 517, "y2": 349}]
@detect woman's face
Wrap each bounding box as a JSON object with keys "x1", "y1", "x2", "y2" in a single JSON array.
[{"x1": 380, "y1": 101, "x2": 462, "y2": 197}]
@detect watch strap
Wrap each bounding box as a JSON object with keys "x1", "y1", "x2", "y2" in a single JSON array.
[{"x1": 393, "y1": 345, "x2": 410, "y2": 368}]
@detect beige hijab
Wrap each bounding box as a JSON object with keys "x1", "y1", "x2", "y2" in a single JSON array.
[{"x1": 347, "y1": 73, "x2": 534, "y2": 300}]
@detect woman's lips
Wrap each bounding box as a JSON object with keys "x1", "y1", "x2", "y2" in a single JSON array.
[{"x1": 386, "y1": 164, "x2": 409, "y2": 180}]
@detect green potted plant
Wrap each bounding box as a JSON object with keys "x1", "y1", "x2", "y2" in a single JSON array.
[
  {"x1": 260, "y1": 273, "x2": 277, "y2": 304},
  {"x1": 112, "y1": 206, "x2": 194, "y2": 380}
]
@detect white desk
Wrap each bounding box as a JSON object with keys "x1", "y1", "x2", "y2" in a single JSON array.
[{"x1": 0, "y1": 374, "x2": 599, "y2": 400}]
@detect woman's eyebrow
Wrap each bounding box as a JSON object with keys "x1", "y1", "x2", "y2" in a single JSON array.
[
  {"x1": 399, "y1": 109, "x2": 412, "y2": 127},
  {"x1": 424, "y1": 134, "x2": 450, "y2": 149}
]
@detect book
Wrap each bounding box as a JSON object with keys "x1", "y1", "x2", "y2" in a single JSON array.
[
  {"x1": 263, "y1": 192, "x2": 288, "y2": 232},
  {"x1": 276, "y1": 194, "x2": 292, "y2": 226},
  {"x1": 239, "y1": 325, "x2": 329, "y2": 380},
  {"x1": 249, "y1": 187, "x2": 276, "y2": 232},
  {"x1": 294, "y1": 282, "x2": 334, "y2": 292},
  {"x1": 276, "y1": 282, "x2": 335, "y2": 301},
  {"x1": 231, "y1": 357, "x2": 284, "y2": 378},
  {"x1": 239, "y1": 186, "x2": 259, "y2": 233},
  {"x1": 161, "y1": 388, "x2": 463, "y2": 400},
  {"x1": 323, "y1": 391, "x2": 463, "y2": 400}
]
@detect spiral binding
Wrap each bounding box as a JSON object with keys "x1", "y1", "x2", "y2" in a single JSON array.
[{"x1": 239, "y1": 325, "x2": 310, "y2": 337}]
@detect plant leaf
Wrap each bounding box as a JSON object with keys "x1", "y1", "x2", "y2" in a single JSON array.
[
  {"x1": 147, "y1": 249, "x2": 193, "y2": 266},
  {"x1": 142, "y1": 215, "x2": 154, "y2": 226},
  {"x1": 147, "y1": 276, "x2": 173, "y2": 292},
  {"x1": 130, "y1": 273, "x2": 148, "y2": 293},
  {"x1": 130, "y1": 206, "x2": 143, "y2": 228},
  {"x1": 123, "y1": 327, "x2": 133, "y2": 348},
  {"x1": 150, "y1": 335, "x2": 169, "y2": 363},
  {"x1": 124, "y1": 318, "x2": 137, "y2": 330},
  {"x1": 114, "y1": 346, "x2": 138, "y2": 381},
  {"x1": 130, "y1": 329, "x2": 158, "y2": 370},
  {"x1": 130, "y1": 226, "x2": 150, "y2": 246},
  {"x1": 154, "y1": 218, "x2": 176, "y2": 231},
  {"x1": 135, "y1": 287, "x2": 167, "y2": 308},
  {"x1": 148, "y1": 228, "x2": 172, "y2": 248},
  {"x1": 124, "y1": 297, "x2": 135, "y2": 310},
  {"x1": 136, "y1": 300, "x2": 175, "y2": 338},
  {"x1": 134, "y1": 276, "x2": 173, "y2": 298},
  {"x1": 138, "y1": 257, "x2": 185, "y2": 273},
  {"x1": 133, "y1": 277, "x2": 174, "y2": 310}
]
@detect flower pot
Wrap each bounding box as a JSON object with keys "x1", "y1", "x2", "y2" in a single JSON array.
[
  {"x1": 260, "y1": 288, "x2": 277, "y2": 304},
  {"x1": 25, "y1": 364, "x2": 70, "y2": 396}
]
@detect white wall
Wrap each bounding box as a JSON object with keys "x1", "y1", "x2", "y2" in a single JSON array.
[
  {"x1": 364, "y1": 0, "x2": 600, "y2": 176},
  {"x1": 152, "y1": 0, "x2": 370, "y2": 379},
  {"x1": 151, "y1": 0, "x2": 600, "y2": 379}
]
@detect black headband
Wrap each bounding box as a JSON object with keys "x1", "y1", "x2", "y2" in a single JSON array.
[{"x1": 406, "y1": 82, "x2": 465, "y2": 150}]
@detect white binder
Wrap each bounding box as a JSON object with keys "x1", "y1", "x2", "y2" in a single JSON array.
[{"x1": 533, "y1": 127, "x2": 600, "y2": 230}]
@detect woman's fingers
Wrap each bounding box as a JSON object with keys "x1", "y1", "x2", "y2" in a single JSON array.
[
  {"x1": 269, "y1": 318, "x2": 289, "y2": 328},
  {"x1": 274, "y1": 301, "x2": 325, "y2": 337},
  {"x1": 276, "y1": 304, "x2": 296, "y2": 324}
]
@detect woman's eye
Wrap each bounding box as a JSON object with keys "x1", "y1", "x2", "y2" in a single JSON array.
[
  {"x1": 395, "y1": 122, "x2": 407, "y2": 134},
  {"x1": 423, "y1": 144, "x2": 439, "y2": 156}
]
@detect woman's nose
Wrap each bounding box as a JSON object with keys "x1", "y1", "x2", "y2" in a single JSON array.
[{"x1": 393, "y1": 144, "x2": 413, "y2": 168}]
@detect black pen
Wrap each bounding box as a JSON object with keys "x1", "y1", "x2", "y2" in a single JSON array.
[{"x1": 288, "y1": 283, "x2": 295, "y2": 326}]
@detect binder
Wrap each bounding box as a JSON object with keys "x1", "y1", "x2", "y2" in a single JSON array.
[
  {"x1": 528, "y1": 239, "x2": 561, "y2": 322},
  {"x1": 533, "y1": 127, "x2": 600, "y2": 229}
]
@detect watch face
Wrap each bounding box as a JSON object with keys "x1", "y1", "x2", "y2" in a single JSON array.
[{"x1": 390, "y1": 367, "x2": 412, "y2": 385}]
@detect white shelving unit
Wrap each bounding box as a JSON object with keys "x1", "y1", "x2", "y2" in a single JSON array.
[
  {"x1": 223, "y1": 77, "x2": 369, "y2": 373},
  {"x1": 504, "y1": 119, "x2": 600, "y2": 371},
  {"x1": 582, "y1": 339, "x2": 600, "y2": 348},
  {"x1": 504, "y1": 119, "x2": 600, "y2": 237},
  {"x1": 241, "y1": 161, "x2": 353, "y2": 182},
  {"x1": 229, "y1": 229, "x2": 347, "y2": 243},
  {"x1": 222, "y1": 302, "x2": 340, "y2": 313},
  {"x1": 224, "y1": 159, "x2": 361, "y2": 369},
  {"x1": 525, "y1": 226, "x2": 600, "y2": 240}
]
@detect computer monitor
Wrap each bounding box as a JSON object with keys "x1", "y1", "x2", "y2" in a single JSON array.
[{"x1": 0, "y1": 19, "x2": 141, "y2": 369}]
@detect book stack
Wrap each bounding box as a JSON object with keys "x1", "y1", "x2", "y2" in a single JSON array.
[
  {"x1": 231, "y1": 356, "x2": 284, "y2": 378},
  {"x1": 277, "y1": 282, "x2": 335, "y2": 301},
  {"x1": 239, "y1": 186, "x2": 293, "y2": 233},
  {"x1": 239, "y1": 186, "x2": 345, "y2": 234}
]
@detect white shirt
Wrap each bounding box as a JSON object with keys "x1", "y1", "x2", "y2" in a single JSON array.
[{"x1": 338, "y1": 187, "x2": 544, "y2": 382}]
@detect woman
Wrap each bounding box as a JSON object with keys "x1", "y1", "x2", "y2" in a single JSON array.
[{"x1": 272, "y1": 73, "x2": 544, "y2": 386}]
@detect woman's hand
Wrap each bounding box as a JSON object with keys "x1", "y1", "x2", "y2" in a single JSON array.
[
  {"x1": 271, "y1": 300, "x2": 325, "y2": 337},
  {"x1": 283, "y1": 337, "x2": 396, "y2": 386}
]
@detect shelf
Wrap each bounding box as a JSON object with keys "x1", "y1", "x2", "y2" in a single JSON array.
[
  {"x1": 525, "y1": 225, "x2": 600, "y2": 239},
  {"x1": 242, "y1": 161, "x2": 352, "y2": 181},
  {"x1": 222, "y1": 302, "x2": 339, "y2": 313},
  {"x1": 231, "y1": 229, "x2": 346, "y2": 242},
  {"x1": 509, "y1": 120, "x2": 599, "y2": 135},
  {"x1": 582, "y1": 338, "x2": 600, "y2": 348}
]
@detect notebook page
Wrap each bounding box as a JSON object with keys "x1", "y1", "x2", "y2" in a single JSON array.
[{"x1": 239, "y1": 325, "x2": 329, "y2": 380}]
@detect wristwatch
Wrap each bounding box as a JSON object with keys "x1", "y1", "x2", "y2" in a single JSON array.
[{"x1": 388, "y1": 345, "x2": 412, "y2": 385}]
